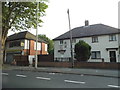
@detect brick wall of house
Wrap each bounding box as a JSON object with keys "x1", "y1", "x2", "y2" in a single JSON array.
[
  {"x1": 29, "y1": 40, "x2": 35, "y2": 55},
  {"x1": 41, "y1": 43, "x2": 48, "y2": 54},
  {"x1": 23, "y1": 40, "x2": 47, "y2": 55},
  {"x1": 28, "y1": 40, "x2": 40, "y2": 55}
]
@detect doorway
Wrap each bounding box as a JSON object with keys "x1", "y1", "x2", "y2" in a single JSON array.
[{"x1": 109, "y1": 51, "x2": 116, "y2": 62}]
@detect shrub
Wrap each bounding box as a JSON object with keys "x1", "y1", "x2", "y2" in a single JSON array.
[{"x1": 74, "y1": 40, "x2": 91, "y2": 61}]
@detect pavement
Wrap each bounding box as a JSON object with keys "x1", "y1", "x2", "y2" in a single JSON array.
[{"x1": 2, "y1": 64, "x2": 120, "y2": 78}]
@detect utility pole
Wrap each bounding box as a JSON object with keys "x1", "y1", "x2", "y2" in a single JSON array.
[
  {"x1": 67, "y1": 9, "x2": 74, "y2": 68},
  {"x1": 35, "y1": 0, "x2": 39, "y2": 69}
]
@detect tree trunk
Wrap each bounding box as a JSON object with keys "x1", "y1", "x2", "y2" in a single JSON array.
[
  {"x1": 0, "y1": 38, "x2": 3, "y2": 68},
  {"x1": 1, "y1": 27, "x2": 8, "y2": 65},
  {"x1": 2, "y1": 34, "x2": 7, "y2": 63},
  {"x1": 0, "y1": 2, "x2": 2, "y2": 68},
  {"x1": 1, "y1": 38, "x2": 5, "y2": 65}
]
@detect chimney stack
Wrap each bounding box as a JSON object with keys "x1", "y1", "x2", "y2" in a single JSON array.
[{"x1": 85, "y1": 20, "x2": 89, "y2": 26}]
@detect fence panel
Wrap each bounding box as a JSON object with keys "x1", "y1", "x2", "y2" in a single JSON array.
[
  {"x1": 38, "y1": 55, "x2": 54, "y2": 62},
  {"x1": 14, "y1": 55, "x2": 29, "y2": 66}
]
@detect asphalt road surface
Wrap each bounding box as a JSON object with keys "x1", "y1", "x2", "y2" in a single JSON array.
[{"x1": 2, "y1": 70, "x2": 120, "y2": 88}]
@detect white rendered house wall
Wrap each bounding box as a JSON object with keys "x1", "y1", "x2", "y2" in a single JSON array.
[{"x1": 54, "y1": 34, "x2": 119, "y2": 62}]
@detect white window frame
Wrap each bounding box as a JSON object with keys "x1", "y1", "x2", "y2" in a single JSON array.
[
  {"x1": 45, "y1": 44, "x2": 47, "y2": 52},
  {"x1": 59, "y1": 40, "x2": 63, "y2": 45},
  {"x1": 109, "y1": 34, "x2": 116, "y2": 41},
  {"x1": 92, "y1": 36, "x2": 98, "y2": 43},
  {"x1": 91, "y1": 51, "x2": 101, "y2": 59},
  {"x1": 34, "y1": 42, "x2": 41, "y2": 50}
]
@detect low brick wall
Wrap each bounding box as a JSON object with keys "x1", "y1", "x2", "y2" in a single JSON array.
[
  {"x1": 14, "y1": 55, "x2": 120, "y2": 69},
  {"x1": 75, "y1": 62, "x2": 120, "y2": 69},
  {"x1": 37, "y1": 62, "x2": 72, "y2": 68},
  {"x1": 37, "y1": 62, "x2": 120, "y2": 69}
]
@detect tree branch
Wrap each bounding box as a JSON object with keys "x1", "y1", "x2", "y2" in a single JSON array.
[{"x1": 6, "y1": 2, "x2": 16, "y2": 27}]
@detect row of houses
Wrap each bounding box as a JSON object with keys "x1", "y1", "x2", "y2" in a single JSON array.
[{"x1": 5, "y1": 21, "x2": 120, "y2": 64}]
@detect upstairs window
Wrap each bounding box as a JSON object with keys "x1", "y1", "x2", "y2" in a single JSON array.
[
  {"x1": 109, "y1": 34, "x2": 116, "y2": 41},
  {"x1": 64, "y1": 41, "x2": 67, "y2": 48},
  {"x1": 60, "y1": 40, "x2": 63, "y2": 45},
  {"x1": 91, "y1": 51, "x2": 101, "y2": 59},
  {"x1": 45, "y1": 44, "x2": 47, "y2": 51},
  {"x1": 9, "y1": 40, "x2": 21, "y2": 48},
  {"x1": 34, "y1": 42, "x2": 41, "y2": 50},
  {"x1": 92, "y1": 36, "x2": 98, "y2": 43}
]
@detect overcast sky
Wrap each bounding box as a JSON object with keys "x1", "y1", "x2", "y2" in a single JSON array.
[{"x1": 8, "y1": 0, "x2": 120, "y2": 39}]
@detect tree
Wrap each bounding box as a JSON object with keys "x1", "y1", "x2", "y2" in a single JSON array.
[
  {"x1": 38, "y1": 34, "x2": 54, "y2": 55},
  {"x1": 1, "y1": 1, "x2": 48, "y2": 63},
  {"x1": 74, "y1": 40, "x2": 91, "y2": 62}
]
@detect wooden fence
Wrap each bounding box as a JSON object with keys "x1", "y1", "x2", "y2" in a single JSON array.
[
  {"x1": 14, "y1": 55, "x2": 53, "y2": 66},
  {"x1": 38, "y1": 55, "x2": 54, "y2": 62},
  {"x1": 14, "y1": 55, "x2": 29, "y2": 66}
]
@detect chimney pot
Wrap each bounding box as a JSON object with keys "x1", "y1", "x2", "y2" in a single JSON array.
[{"x1": 85, "y1": 20, "x2": 89, "y2": 26}]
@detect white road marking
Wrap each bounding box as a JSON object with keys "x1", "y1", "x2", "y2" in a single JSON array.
[
  {"x1": 64, "y1": 80, "x2": 85, "y2": 84},
  {"x1": 81, "y1": 74, "x2": 84, "y2": 76},
  {"x1": 49, "y1": 73, "x2": 55, "y2": 75},
  {"x1": 36, "y1": 77, "x2": 51, "y2": 80},
  {"x1": 16, "y1": 74, "x2": 27, "y2": 78},
  {"x1": 108, "y1": 85, "x2": 120, "y2": 88},
  {"x1": 1, "y1": 73, "x2": 8, "y2": 76}
]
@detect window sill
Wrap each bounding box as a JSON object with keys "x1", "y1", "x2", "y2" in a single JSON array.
[
  {"x1": 92, "y1": 42, "x2": 98, "y2": 43},
  {"x1": 109, "y1": 40, "x2": 117, "y2": 42}
]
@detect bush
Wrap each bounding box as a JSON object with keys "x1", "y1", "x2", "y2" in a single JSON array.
[{"x1": 74, "y1": 40, "x2": 91, "y2": 61}]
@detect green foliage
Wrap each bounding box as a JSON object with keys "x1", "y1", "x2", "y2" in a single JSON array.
[
  {"x1": 2, "y1": 1, "x2": 48, "y2": 31},
  {"x1": 1, "y1": 1, "x2": 48, "y2": 63},
  {"x1": 74, "y1": 40, "x2": 91, "y2": 61},
  {"x1": 38, "y1": 34, "x2": 54, "y2": 55}
]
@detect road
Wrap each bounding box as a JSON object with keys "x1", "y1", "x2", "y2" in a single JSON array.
[{"x1": 2, "y1": 70, "x2": 120, "y2": 88}]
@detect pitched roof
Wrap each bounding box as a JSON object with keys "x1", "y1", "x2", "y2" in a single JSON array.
[
  {"x1": 53, "y1": 24, "x2": 120, "y2": 40},
  {"x1": 6, "y1": 31, "x2": 46, "y2": 43}
]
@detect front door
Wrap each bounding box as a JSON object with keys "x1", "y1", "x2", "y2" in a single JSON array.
[{"x1": 109, "y1": 51, "x2": 116, "y2": 62}]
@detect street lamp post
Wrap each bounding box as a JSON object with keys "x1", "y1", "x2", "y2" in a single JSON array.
[
  {"x1": 35, "y1": 1, "x2": 39, "y2": 69},
  {"x1": 67, "y1": 9, "x2": 74, "y2": 68}
]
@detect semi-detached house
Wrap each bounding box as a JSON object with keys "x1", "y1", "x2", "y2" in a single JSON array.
[
  {"x1": 5, "y1": 31, "x2": 48, "y2": 63},
  {"x1": 53, "y1": 21, "x2": 120, "y2": 62}
]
